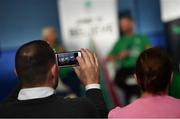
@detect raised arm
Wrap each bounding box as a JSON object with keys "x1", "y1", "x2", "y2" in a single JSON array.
[{"x1": 73, "y1": 48, "x2": 108, "y2": 117}]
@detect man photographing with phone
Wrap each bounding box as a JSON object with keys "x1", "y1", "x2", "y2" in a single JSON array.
[{"x1": 0, "y1": 40, "x2": 107, "y2": 118}]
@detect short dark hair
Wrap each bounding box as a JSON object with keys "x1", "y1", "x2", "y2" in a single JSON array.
[
  {"x1": 118, "y1": 10, "x2": 133, "y2": 20},
  {"x1": 119, "y1": 15, "x2": 133, "y2": 21},
  {"x1": 135, "y1": 48, "x2": 173, "y2": 94},
  {"x1": 15, "y1": 40, "x2": 55, "y2": 85}
]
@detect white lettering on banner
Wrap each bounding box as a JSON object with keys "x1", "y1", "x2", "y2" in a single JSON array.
[{"x1": 58, "y1": 0, "x2": 119, "y2": 58}]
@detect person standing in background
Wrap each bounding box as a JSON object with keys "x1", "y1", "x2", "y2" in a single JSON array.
[
  {"x1": 107, "y1": 15, "x2": 151, "y2": 105},
  {"x1": 42, "y1": 27, "x2": 81, "y2": 97}
]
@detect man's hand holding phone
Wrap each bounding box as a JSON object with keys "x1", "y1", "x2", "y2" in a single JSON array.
[{"x1": 73, "y1": 49, "x2": 99, "y2": 86}]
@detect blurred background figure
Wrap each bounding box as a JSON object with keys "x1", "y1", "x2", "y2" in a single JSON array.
[
  {"x1": 41, "y1": 26, "x2": 81, "y2": 97},
  {"x1": 42, "y1": 26, "x2": 64, "y2": 52},
  {"x1": 107, "y1": 15, "x2": 151, "y2": 105}
]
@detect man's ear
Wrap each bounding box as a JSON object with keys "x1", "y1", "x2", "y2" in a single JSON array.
[
  {"x1": 48, "y1": 64, "x2": 58, "y2": 89},
  {"x1": 48, "y1": 64, "x2": 57, "y2": 80},
  {"x1": 51, "y1": 64, "x2": 58, "y2": 78}
]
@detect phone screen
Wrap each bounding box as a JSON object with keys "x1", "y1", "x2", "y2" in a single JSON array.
[{"x1": 55, "y1": 51, "x2": 81, "y2": 67}]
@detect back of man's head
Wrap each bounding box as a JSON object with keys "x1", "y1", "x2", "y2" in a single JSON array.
[{"x1": 15, "y1": 40, "x2": 56, "y2": 87}]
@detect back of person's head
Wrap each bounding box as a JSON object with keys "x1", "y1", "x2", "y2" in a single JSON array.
[
  {"x1": 135, "y1": 47, "x2": 173, "y2": 94},
  {"x1": 15, "y1": 40, "x2": 57, "y2": 88}
]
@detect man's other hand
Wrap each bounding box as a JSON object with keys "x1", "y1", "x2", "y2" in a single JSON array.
[{"x1": 73, "y1": 48, "x2": 99, "y2": 86}]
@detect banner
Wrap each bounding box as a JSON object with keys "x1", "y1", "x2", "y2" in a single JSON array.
[
  {"x1": 164, "y1": 19, "x2": 180, "y2": 71},
  {"x1": 58, "y1": 0, "x2": 119, "y2": 57},
  {"x1": 160, "y1": 0, "x2": 180, "y2": 99},
  {"x1": 160, "y1": 0, "x2": 180, "y2": 23},
  {"x1": 58, "y1": 0, "x2": 120, "y2": 108},
  {"x1": 160, "y1": 0, "x2": 180, "y2": 71}
]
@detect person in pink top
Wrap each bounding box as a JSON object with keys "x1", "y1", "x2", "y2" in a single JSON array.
[{"x1": 109, "y1": 48, "x2": 180, "y2": 118}]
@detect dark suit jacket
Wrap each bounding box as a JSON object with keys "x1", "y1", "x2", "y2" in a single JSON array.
[{"x1": 0, "y1": 86, "x2": 108, "y2": 118}]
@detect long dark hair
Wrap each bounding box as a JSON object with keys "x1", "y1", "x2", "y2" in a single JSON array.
[{"x1": 135, "y1": 47, "x2": 173, "y2": 94}]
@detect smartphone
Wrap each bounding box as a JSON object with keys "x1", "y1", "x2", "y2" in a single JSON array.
[{"x1": 55, "y1": 51, "x2": 81, "y2": 67}]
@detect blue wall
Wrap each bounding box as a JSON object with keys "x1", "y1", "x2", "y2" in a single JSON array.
[
  {"x1": 0, "y1": 0, "x2": 60, "y2": 51},
  {"x1": 0, "y1": 0, "x2": 60, "y2": 101},
  {"x1": 0, "y1": 50, "x2": 17, "y2": 101}
]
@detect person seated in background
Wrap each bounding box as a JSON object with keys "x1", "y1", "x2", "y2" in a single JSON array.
[
  {"x1": 42, "y1": 26, "x2": 81, "y2": 97},
  {"x1": 109, "y1": 47, "x2": 180, "y2": 118},
  {"x1": 107, "y1": 15, "x2": 151, "y2": 105},
  {"x1": 0, "y1": 40, "x2": 107, "y2": 118}
]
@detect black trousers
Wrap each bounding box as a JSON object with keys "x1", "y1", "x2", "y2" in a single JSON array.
[{"x1": 114, "y1": 67, "x2": 141, "y2": 105}]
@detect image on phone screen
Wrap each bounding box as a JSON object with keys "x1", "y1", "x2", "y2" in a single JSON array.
[{"x1": 55, "y1": 51, "x2": 81, "y2": 67}]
